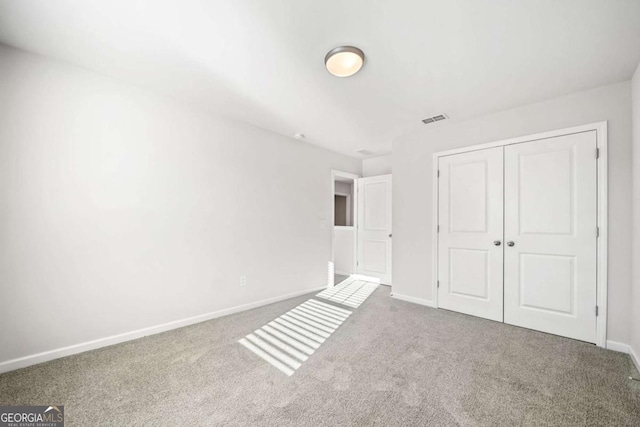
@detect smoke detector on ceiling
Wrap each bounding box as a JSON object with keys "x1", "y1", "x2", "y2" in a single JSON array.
[{"x1": 421, "y1": 113, "x2": 448, "y2": 124}]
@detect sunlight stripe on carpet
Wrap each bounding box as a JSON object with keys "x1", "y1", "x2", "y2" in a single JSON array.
[
  {"x1": 238, "y1": 299, "x2": 352, "y2": 376},
  {"x1": 316, "y1": 280, "x2": 378, "y2": 308}
]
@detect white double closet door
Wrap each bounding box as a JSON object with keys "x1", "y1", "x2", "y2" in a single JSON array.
[{"x1": 437, "y1": 131, "x2": 597, "y2": 343}]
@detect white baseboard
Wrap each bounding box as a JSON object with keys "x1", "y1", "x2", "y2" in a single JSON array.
[
  {"x1": 630, "y1": 345, "x2": 640, "y2": 373},
  {"x1": 0, "y1": 285, "x2": 326, "y2": 374},
  {"x1": 606, "y1": 340, "x2": 640, "y2": 373},
  {"x1": 606, "y1": 340, "x2": 630, "y2": 353},
  {"x1": 390, "y1": 292, "x2": 436, "y2": 308}
]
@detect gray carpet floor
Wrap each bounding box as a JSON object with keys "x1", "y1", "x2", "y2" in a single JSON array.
[{"x1": 1, "y1": 286, "x2": 639, "y2": 426}]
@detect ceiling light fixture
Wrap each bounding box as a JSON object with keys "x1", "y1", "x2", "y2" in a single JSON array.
[{"x1": 325, "y1": 46, "x2": 365, "y2": 77}]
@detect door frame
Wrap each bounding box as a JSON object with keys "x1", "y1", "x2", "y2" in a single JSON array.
[
  {"x1": 431, "y1": 121, "x2": 608, "y2": 348},
  {"x1": 331, "y1": 170, "x2": 360, "y2": 286}
]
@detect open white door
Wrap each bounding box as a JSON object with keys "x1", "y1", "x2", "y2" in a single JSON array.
[
  {"x1": 356, "y1": 175, "x2": 392, "y2": 284},
  {"x1": 437, "y1": 147, "x2": 504, "y2": 322},
  {"x1": 504, "y1": 131, "x2": 597, "y2": 343}
]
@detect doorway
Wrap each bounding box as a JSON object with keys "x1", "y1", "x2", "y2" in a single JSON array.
[
  {"x1": 331, "y1": 171, "x2": 359, "y2": 286},
  {"x1": 330, "y1": 171, "x2": 394, "y2": 287}
]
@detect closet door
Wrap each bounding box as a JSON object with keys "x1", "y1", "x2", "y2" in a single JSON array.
[
  {"x1": 438, "y1": 147, "x2": 504, "y2": 322},
  {"x1": 503, "y1": 131, "x2": 597, "y2": 343}
]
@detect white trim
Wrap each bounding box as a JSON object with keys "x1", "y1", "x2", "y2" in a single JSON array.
[
  {"x1": 434, "y1": 122, "x2": 608, "y2": 157},
  {"x1": 432, "y1": 154, "x2": 440, "y2": 308},
  {"x1": 630, "y1": 346, "x2": 640, "y2": 374},
  {"x1": 432, "y1": 121, "x2": 608, "y2": 347},
  {"x1": 390, "y1": 292, "x2": 437, "y2": 308},
  {"x1": 0, "y1": 285, "x2": 326, "y2": 374},
  {"x1": 605, "y1": 341, "x2": 640, "y2": 373},
  {"x1": 595, "y1": 122, "x2": 608, "y2": 348},
  {"x1": 606, "y1": 340, "x2": 631, "y2": 353},
  {"x1": 330, "y1": 170, "x2": 360, "y2": 286},
  {"x1": 334, "y1": 270, "x2": 351, "y2": 276}
]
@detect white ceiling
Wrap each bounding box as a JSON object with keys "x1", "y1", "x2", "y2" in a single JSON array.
[{"x1": 1, "y1": 1, "x2": 639, "y2": 158}]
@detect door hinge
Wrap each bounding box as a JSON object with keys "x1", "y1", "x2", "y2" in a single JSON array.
[
  {"x1": 596, "y1": 306, "x2": 599, "y2": 317},
  {"x1": 437, "y1": 170, "x2": 440, "y2": 178},
  {"x1": 596, "y1": 148, "x2": 600, "y2": 159},
  {"x1": 437, "y1": 280, "x2": 440, "y2": 289},
  {"x1": 596, "y1": 226, "x2": 599, "y2": 237},
  {"x1": 437, "y1": 225, "x2": 440, "y2": 233}
]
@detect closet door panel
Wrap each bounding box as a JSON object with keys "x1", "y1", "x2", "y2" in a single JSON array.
[
  {"x1": 503, "y1": 131, "x2": 597, "y2": 343},
  {"x1": 437, "y1": 147, "x2": 504, "y2": 322}
]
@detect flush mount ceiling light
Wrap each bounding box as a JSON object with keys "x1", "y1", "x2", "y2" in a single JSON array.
[{"x1": 325, "y1": 46, "x2": 365, "y2": 77}]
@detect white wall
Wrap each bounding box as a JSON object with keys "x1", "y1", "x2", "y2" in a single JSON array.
[
  {"x1": 0, "y1": 45, "x2": 361, "y2": 367},
  {"x1": 631, "y1": 62, "x2": 640, "y2": 368},
  {"x1": 362, "y1": 155, "x2": 392, "y2": 177},
  {"x1": 333, "y1": 228, "x2": 355, "y2": 274},
  {"x1": 393, "y1": 81, "x2": 632, "y2": 344}
]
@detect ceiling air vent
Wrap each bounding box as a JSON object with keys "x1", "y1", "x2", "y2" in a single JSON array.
[{"x1": 422, "y1": 113, "x2": 448, "y2": 124}]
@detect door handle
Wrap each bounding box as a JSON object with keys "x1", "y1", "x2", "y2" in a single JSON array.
[
  {"x1": 493, "y1": 240, "x2": 501, "y2": 246},
  {"x1": 507, "y1": 241, "x2": 515, "y2": 247},
  {"x1": 388, "y1": 234, "x2": 392, "y2": 238}
]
